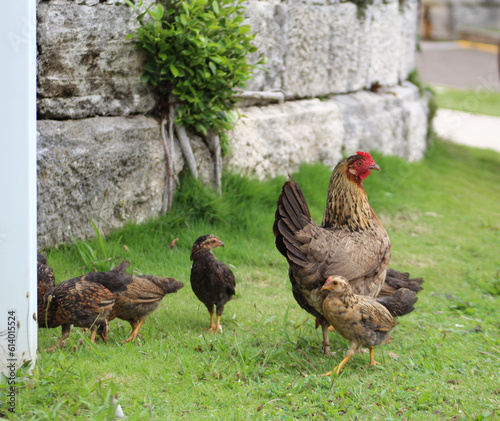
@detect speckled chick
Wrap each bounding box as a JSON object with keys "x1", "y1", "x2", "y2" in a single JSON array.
[
  {"x1": 321, "y1": 275, "x2": 417, "y2": 375},
  {"x1": 38, "y1": 262, "x2": 131, "y2": 352},
  {"x1": 106, "y1": 263, "x2": 184, "y2": 343}
]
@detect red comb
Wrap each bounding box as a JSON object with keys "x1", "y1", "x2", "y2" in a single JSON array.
[{"x1": 356, "y1": 151, "x2": 372, "y2": 159}]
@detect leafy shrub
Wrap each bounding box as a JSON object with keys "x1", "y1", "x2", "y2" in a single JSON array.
[{"x1": 125, "y1": 0, "x2": 263, "y2": 137}]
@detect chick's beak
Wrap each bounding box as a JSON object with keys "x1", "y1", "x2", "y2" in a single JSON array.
[{"x1": 369, "y1": 164, "x2": 381, "y2": 171}]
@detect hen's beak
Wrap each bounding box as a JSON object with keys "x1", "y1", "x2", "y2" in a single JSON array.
[{"x1": 369, "y1": 164, "x2": 381, "y2": 171}]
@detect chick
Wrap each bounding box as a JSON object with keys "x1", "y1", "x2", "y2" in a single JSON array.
[
  {"x1": 321, "y1": 275, "x2": 417, "y2": 375},
  {"x1": 106, "y1": 266, "x2": 184, "y2": 343},
  {"x1": 37, "y1": 252, "x2": 56, "y2": 323},
  {"x1": 190, "y1": 235, "x2": 236, "y2": 333},
  {"x1": 39, "y1": 263, "x2": 131, "y2": 352}
]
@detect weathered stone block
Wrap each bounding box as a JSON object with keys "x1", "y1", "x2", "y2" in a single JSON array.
[
  {"x1": 226, "y1": 100, "x2": 345, "y2": 179},
  {"x1": 37, "y1": 115, "x2": 215, "y2": 248},
  {"x1": 366, "y1": 2, "x2": 401, "y2": 87},
  {"x1": 284, "y1": 4, "x2": 337, "y2": 97},
  {"x1": 332, "y1": 83, "x2": 428, "y2": 161},
  {"x1": 226, "y1": 83, "x2": 428, "y2": 181},
  {"x1": 399, "y1": 0, "x2": 419, "y2": 81},
  {"x1": 37, "y1": 1, "x2": 156, "y2": 119},
  {"x1": 244, "y1": 1, "x2": 287, "y2": 92}
]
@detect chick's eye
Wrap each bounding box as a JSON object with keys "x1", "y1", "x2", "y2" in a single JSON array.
[{"x1": 333, "y1": 281, "x2": 338, "y2": 285}]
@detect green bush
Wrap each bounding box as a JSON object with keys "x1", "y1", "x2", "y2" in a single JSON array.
[{"x1": 125, "y1": 0, "x2": 263, "y2": 137}]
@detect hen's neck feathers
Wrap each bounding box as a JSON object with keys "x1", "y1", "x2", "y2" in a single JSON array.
[{"x1": 322, "y1": 161, "x2": 376, "y2": 231}]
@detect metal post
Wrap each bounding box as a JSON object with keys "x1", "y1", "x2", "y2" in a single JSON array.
[{"x1": 0, "y1": 0, "x2": 38, "y2": 396}]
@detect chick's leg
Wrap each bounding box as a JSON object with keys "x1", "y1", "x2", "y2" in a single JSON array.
[
  {"x1": 121, "y1": 320, "x2": 138, "y2": 343},
  {"x1": 368, "y1": 347, "x2": 381, "y2": 366},
  {"x1": 213, "y1": 305, "x2": 225, "y2": 333},
  {"x1": 90, "y1": 326, "x2": 97, "y2": 344},
  {"x1": 45, "y1": 325, "x2": 71, "y2": 352},
  {"x1": 206, "y1": 308, "x2": 216, "y2": 331},
  {"x1": 322, "y1": 343, "x2": 357, "y2": 376},
  {"x1": 122, "y1": 319, "x2": 145, "y2": 343}
]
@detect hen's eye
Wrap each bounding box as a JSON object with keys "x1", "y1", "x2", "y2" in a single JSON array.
[{"x1": 357, "y1": 161, "x2": 363, "y2": 166}]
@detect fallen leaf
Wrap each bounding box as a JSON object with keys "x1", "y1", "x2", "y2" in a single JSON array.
[
  {"x1": 170, "y1": 238, "x2": 179, "y2": 249},
  {"x1": 388, "y1": 352, "x2": 399, "y2": 359}
]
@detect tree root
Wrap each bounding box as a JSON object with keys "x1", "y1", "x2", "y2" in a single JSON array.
[{"x1": 205, "y1": 130, "x2": 222, "y2": 195}]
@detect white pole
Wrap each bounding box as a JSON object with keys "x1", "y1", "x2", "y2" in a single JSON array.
[{"x1": 0, "y1": 0, "x2": 38, "y2": 399}]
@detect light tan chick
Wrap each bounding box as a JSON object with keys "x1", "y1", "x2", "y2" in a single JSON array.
[{"x1": 321, "y1": 275, "x2": 416, "y2": 375}]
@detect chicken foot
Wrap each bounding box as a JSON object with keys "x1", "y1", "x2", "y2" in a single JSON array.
[
  {"x1": 45, "y1": 325, "x2": 71, "y2": 352},
  {"x1": 122, "y1": 319, "x2": 145, "y2": 343},
  {"x1": 214, "y1": 314, "x2": 222, "y2": 333},
  {"x1": 203, "y1": 309, "x2": 215, "y2": 332},
  {"x1": 368, "y1": 347, "x2": 381, "y2": 367},
  {"x1": 321, "y1": 343, "x2": 358, "y2": 376}
]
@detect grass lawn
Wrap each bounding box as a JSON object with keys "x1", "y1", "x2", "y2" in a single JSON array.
[
  {"x1": 2, "y1": 140, "x2": 500, "y2": 420},
  {"x1": 434, "y1": 87, "x2": 500, "y2": 117}
]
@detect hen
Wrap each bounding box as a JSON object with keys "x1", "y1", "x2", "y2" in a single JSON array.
[
  {"x1": 105, "y1": 262, "x2": 184, "y2": 343},
  {"x1": 190, "y1": 235, "x2": 236, "y2": 333},
  {"x1": 38, "y1": 262, "x2": 130, "y2": 352},
  {"x1": 321, "y1": 275, "x2": 417, "y2": 375},
  {"x1": 273, "y1": 151, "x2": 423, "y2": 353}
]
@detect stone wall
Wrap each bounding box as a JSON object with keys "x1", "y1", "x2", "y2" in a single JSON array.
[{"x1": 37, "y1": 0, "x2": 428, "y2": 248}]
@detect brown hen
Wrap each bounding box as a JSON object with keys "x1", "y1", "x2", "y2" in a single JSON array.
[
  {"x1": 106, "y1": 262, "x2": 184, "y2": 343},
  {"x1": 190, "y1": 235, "x2": 236, "y2": 333},
  {"x1": 321, "y1": 275, "x2": 417, "y2": 375},
  {"x1": 38, "y1": 262, "x2": 131, "y2": 352},
  {"x1": 273, "y1": 151, "x2": 423, "y2": 354}
]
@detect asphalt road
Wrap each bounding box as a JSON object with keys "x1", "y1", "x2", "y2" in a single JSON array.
[{"x1": 416, "y1": 41, "x2": 499, "y2": 91}]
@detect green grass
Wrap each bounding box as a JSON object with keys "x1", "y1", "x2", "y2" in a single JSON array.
[
  {"x1": 434, "y1": 87, "x2": 500, "y2": 117},
  {"x1": 3, "y1": 140, "x2": 500, "y2": 420}
]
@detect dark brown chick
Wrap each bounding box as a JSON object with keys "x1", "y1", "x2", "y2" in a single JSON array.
[
  {"x1": 106, "y1": 267, "x2": 184, "y2": 343},
  {"x1": 37, "y1": 252, "x2": 56, "y2": 323},
  {"x1": 190, "y1": 234, "x2": 236, "y2": 333},
  {"x1": 38, "y1": 262, "x2": 131, "y2": 352},
  {"x1": 321, "y1": 275, "x2": 417, "y2": 375}
]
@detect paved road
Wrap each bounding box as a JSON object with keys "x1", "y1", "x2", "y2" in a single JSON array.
[
  {"x1": 416, "y1": 41, "x2": 500, "y2": 153},
  {"x1": 416, "y1": 41, "x2": 499, "y2": 91}
]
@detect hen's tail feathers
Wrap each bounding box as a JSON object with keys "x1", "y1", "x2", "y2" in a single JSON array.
[
  {"x1": 273, "y1": 177, "x2": 312, "y2": 265},
  {"x1": 377, "y1": 288, "x2": 418, "y2": 318},
  {"x1": 143, "y1": 274, "x2": 185, "y2": 294},
  {"x1": 378, "y1": 269, "x2": 424, "y2": 297}
]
